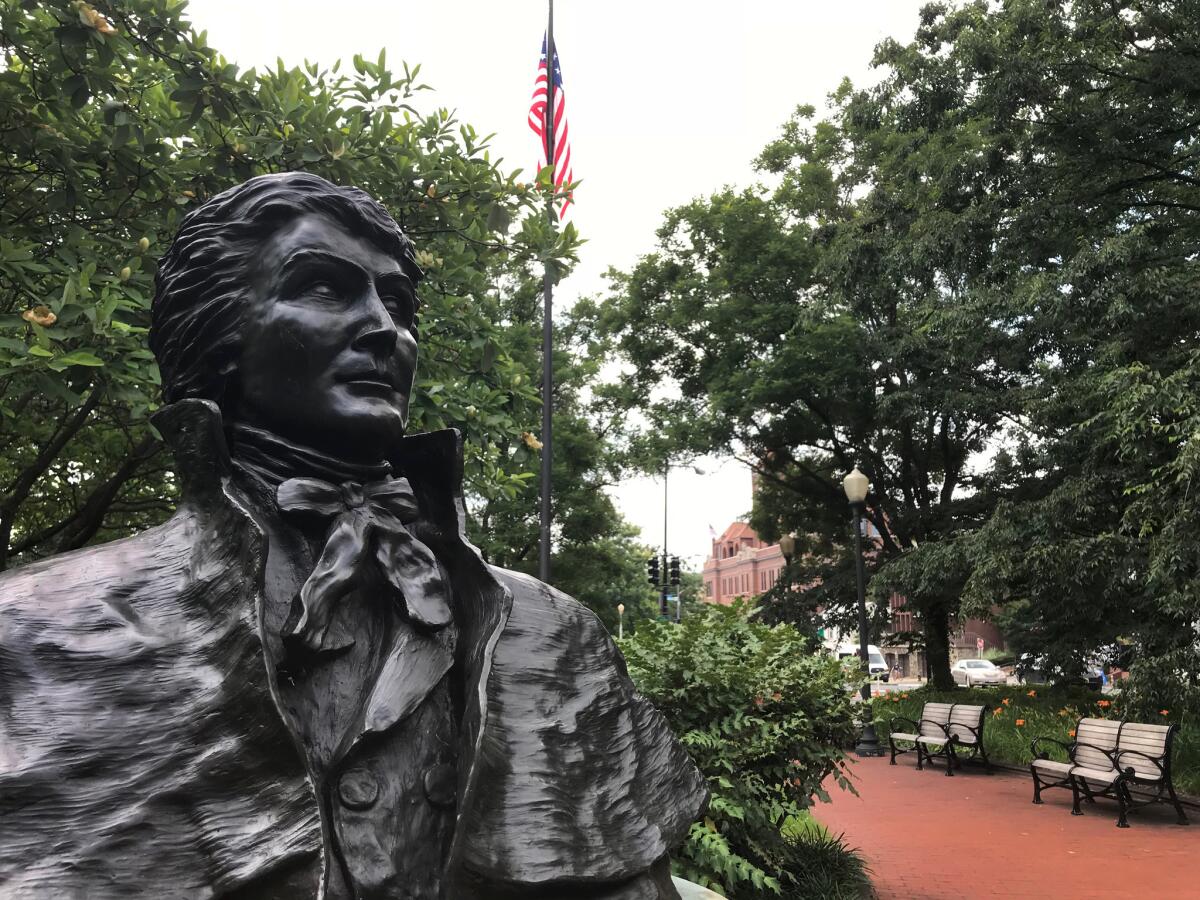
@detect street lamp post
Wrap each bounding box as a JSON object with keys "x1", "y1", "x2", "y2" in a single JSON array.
[{"x1": 843, "y1": 466, "x2": 884, "y2": 757}]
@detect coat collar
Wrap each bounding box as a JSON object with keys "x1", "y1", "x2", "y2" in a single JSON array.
[{"x1": 151, "y1": 398, "x2": 475, "y2": 544}]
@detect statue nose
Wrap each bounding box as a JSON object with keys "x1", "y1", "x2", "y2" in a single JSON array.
[{"x1": 352, "y1": 290, "x2": 400, "y2": 353}]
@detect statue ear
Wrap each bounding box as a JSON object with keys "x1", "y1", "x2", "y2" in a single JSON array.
[{"x1": 210, "y1": 356, "x2": 240, "y2": 416}]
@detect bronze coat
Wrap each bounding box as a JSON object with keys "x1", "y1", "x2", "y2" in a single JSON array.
[{"x1": 0, "y1": 400, "x2": 705, "y2": 899}]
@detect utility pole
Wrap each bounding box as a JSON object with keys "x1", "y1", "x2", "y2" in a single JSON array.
[
  {"x1": 661, "y1": 462, "x2": 669, "y2": 617},
  {"x1": 537, "y1": 0, "x2": 556, "y2": 583}
]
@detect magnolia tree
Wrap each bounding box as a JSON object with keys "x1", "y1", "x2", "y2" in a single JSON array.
[{"x1": 0, "y1": 0, "x2": 579, "y2": 568}]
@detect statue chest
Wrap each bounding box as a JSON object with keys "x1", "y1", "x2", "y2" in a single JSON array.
[{"x1": 259, "y1": 512, "x2": 461, "y2": 898}]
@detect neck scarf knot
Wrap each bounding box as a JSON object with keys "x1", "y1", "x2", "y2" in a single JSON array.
[{"x1": 276, "y1": 475, "x2": 451, "y2": 655}]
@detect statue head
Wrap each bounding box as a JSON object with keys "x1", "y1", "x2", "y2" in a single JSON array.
[{"x1": 150, "y1": 172, "x2": 423, "y2": 463}]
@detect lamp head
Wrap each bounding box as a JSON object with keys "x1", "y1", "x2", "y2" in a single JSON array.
[
  {"x1": 778, "y1": 533, "x2": 797, "y2": 562},
  {"x1": 842, "y1": 466, "x2": 870, "y2": 505},
  {"x1": 617, "y1": 603, "x2": 625, "y2": 616}
]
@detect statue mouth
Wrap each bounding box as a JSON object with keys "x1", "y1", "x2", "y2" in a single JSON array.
[{"x1": 340, "y1": 368, "x2": 399, "y2": 392}]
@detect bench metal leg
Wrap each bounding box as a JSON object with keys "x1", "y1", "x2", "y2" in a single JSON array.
[
  {"x1": 1166, "y1": 781, "x2": 1189, "y2": 826},
  {"x1": 1115, "y1": 781, "x2": 1130, "y2": 828},
  {"x1": 943, "y1": 744, "x2": 955, "y2": 777},
  {"x1": 915, "y1": 743, "x2": 924, "y2": 771},
  {"x1": 1031, "y1": 766, "x2": 1044, "y2": 804},
  {"x1": 1070, "y1": 776, "x2": 1084, "y2": 816}
]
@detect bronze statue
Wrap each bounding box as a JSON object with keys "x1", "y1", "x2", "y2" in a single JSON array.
[{"x1": 0, "y1": 173, "x2": 705, "y2": 899}]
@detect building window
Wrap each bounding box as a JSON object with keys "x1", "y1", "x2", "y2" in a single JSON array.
[{"x1": 705, "y1": 581, "x2": 713, "y2": 596}]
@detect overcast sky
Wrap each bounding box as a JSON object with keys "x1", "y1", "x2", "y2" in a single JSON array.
[{"x1": 186, "y1": 0, "x2": 931, "y2": 568}]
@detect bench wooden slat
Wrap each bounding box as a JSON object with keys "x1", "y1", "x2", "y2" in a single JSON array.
[
  {"x1": 1120, "y1": 736, "x2": 1169, "y2": 753},
  {"x1": 947, "y1": 705, "x2": 983, "y2": 743},
  {"x1": 1071, "y1": 765, "x2": 1121, "y2": 784}
]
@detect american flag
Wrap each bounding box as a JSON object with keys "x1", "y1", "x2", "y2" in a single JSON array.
[{"x1": 528, "y1": 34, "x2": 573, "y2": 218}]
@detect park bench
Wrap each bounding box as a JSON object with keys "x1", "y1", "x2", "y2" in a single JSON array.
[
  {"x1": 888, "y1": 702, "x2": 991, "y2": 776},
  {"x1": 1030, "y1": 717, "x2": 1188, "y2": 828}
]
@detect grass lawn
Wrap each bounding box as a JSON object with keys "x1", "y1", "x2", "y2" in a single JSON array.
[{"x1": 869, "y1": 685, "x2": 1200, "y2": 795}]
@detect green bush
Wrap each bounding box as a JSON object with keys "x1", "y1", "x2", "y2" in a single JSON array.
[
  {"x1": 620, "y1": 602, "x2": 863, "y2": 897},
  {"x1": 1121, "y1": 649, "x2": 1200, "y2": 721},
  {"x1": 870, "y1": 684, "x2": 1200, "y2": 795}
]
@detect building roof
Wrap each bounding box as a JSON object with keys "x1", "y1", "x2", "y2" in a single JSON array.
[{"x1": 718, "y1": 521, "x2": 756, "y2": 542}]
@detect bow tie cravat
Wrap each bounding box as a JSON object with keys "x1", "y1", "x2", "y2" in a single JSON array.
[{"x1": 276, "y1": 475, "x2": 452, "y2": 655}]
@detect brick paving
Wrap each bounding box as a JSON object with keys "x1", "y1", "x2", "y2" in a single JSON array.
[{"x1": 814, "y1": 756, "x2": 1197, "y2": 899}]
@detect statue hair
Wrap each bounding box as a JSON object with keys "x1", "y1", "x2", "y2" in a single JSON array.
[{"x1": 150, "y1": 172, "x2": 422, "y2": 406}]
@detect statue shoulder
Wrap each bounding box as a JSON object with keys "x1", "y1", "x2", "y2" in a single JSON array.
[
  {"x1": 463, "y1": 566, "x2": 706, "y2": 888},
  {"x1": 488, "y1": 565, "x2": 611, "y2": 642},
  {"x1": 0, "y1": 509, "x2": 208, "y2": 643}
]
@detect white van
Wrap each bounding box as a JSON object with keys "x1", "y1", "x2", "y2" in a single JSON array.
[{"x1": 836, "y1": 644, "x2": 890, "y2": 682}]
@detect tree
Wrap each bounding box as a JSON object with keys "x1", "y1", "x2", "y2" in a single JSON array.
[
  {"x1": 599, "y1": 0, "x2": 1200, "y2": 694},
  {"x1": 0, "y1": 0, "x2": 579, "y2": 568},
  {"x1": 599, "y1": 93, "x2": 1022, "y2": 687},
  {"x1": 937, "y1": 0, "x2": 1200, "y2": 697},
  {"x1": 467, "y1": 287, "x2": 661, "y2": 630}
]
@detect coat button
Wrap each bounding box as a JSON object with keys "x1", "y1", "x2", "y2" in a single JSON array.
[
  {"x1": 423, "y1": 763, "x2": 456, "y2": 808},
  {"x1": 337, "y1": 765, "x2": 379, "y2": 810}
]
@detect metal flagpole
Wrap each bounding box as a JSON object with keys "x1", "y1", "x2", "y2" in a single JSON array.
[{"x1": 538, "y1": 0, "x2": 556, "y2": 583}]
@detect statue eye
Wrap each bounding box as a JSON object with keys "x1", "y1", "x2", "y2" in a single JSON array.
[
  {"x1": 307, "y1": 280, "x2": 340, "y2": 299},
  {"x1": 382, "y1": 293, "x2": 414, "y2": 324}
]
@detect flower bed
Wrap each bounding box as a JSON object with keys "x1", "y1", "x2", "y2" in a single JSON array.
[{"x1": 869, "y1": 685, "x2": 1200, "y2": 795}]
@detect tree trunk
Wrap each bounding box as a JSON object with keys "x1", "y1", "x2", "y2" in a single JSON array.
[{"x1": 923, "y1": 604, "x2": 955, "y2": 690}]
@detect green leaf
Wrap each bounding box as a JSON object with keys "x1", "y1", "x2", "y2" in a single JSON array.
[{"x1": 57, "y1": 351, "x2": 105, "y2": 367}]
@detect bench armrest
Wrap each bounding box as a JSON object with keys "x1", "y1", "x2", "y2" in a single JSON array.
[
  {"x1": 1116, "y1": 748, "x2": 1166, "y2": 779},
  {"x1": 887, "y1": 716, "x2": 918, "y2": 733},
  {"x1": 949, "y1": 722, "x2": 982, "y2": 744},
  {"x1": 1030, "y1": 736, "x2": 1071, "y2": 760}
]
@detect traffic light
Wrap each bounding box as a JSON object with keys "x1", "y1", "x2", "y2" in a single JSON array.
[
  {"x1": 668, "y1": 555, "x2": 681, "y2": 586},
  {"x1": 646, "y1": 555, "x2": 660, "y2": 586}
]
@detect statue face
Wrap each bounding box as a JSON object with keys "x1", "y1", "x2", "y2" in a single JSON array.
[{"x1": 234, "y1": 213, "x2": 418, "y2": 461}]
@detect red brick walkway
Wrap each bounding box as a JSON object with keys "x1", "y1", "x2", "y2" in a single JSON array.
[{"x1": 815, "y1": 756, "x2": 1197, "y2": 899}]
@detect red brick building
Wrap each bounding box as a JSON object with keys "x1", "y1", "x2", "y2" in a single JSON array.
[
  {"x1": 702, "y1": 522, "x2": 786, "y2": 605},
  {"x1": 701, "y1": 519, "x2": 1006, "y2": 678}
]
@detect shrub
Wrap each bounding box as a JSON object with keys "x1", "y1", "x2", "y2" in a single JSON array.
[
  {"x1": 620, "y1": 602, "x2": 861, "y2": 897},
  {"x1": 1121, "y1": 649, "x2": 1200, "y2": 721}
]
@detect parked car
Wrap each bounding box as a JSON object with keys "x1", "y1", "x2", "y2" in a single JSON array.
[
  {"x1": 836, "y1": 644, "x2": 890, "y2": 682},
  {"x1": 951, "y1": 658, "x2": 1007, "y2": 687},
  {"x1": 1016, "y1": 654, "x2": 1105, "y2": 691}
]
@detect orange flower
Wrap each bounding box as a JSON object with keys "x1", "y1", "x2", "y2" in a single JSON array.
[
  {"x1": 1097, "y1": 699, "x2": 1111, "y2": 708},
  {"x1": 1068, "y1": 729, "x2": 1076, "y2": 738},
  {"x1": 1160, "y1": 709, "x2": 1170, "y2": 717},
  {"x1": 772, "y1": 692, "x2": 783, "y2": 702},
  {"x1": 1027, "y1": 690, "x2": 1037, "y2": 698},
  {"x1": 22, "y1": 306, "x2": 56, "y2": 327},
  {"x1": 900, "y1": 693, "x2": 909, "y2": 699},
  {"x1": 1015, "y1": 719, "x2": 1026, "y2": 727},
  {"x1": 1002, "y1": 698, "x2": 1011, "y2": 706},
  {"x1": 992, "y1": 707, "x2": 1003, "y2": 717},
  {"x1": 891, "y1": 696, "x2": 900, "y2": 703}
]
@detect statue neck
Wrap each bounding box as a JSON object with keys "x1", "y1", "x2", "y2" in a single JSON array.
[{"x1": 229, "y1": 422, "x2": 393, "y2": 487}]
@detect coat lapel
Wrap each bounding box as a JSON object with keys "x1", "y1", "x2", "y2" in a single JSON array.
[{"x1": 393, "y1": 428, "x2": 513, "y2": 870}]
